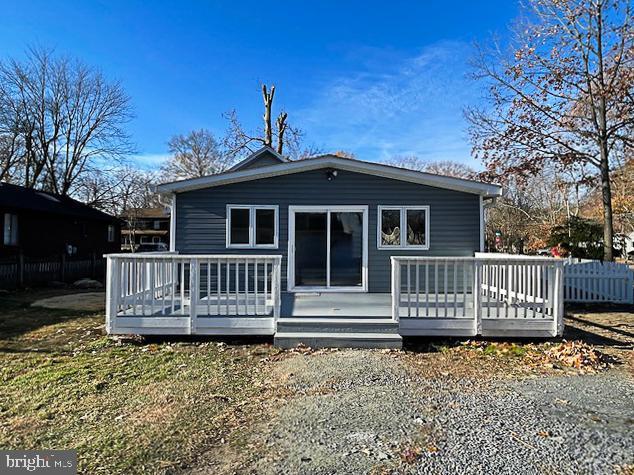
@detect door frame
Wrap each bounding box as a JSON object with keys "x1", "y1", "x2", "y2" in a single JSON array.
[{"x1": 287, "y1": 205, "x2": 369, "y2": 293}]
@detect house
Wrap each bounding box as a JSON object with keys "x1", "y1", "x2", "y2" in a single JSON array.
[
  {"x1": 120, "y1": 207, "x2": 170, "y2": 251},
  {"x1": 104, "y1": 147, "x2": 565, "y2": 348},
  {"x1": 0, "y1": 182, "x2": 121, "y2": 259}
]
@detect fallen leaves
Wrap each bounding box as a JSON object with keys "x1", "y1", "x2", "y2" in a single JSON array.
[
  {"x1": 400, "y1": 446, "x2": 422, "y2": 464},
  {"x1": 541, "y1": 341, "x2": 616, "y2": 371},
  {"x1": 453, "y1": 339, "x2": 618, "y2": 374}
]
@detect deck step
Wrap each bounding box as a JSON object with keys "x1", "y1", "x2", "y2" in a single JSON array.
[
  {"x1": 276, "y1": 318, "x2": 398, "y2": 334},
  {"x1": 274, "y1": 331, "x2": 403, "y2": 349}
]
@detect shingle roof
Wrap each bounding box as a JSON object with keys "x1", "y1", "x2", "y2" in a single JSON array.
[{"x1": 0, "y1": 182, "x2": 117, "y2": 222}]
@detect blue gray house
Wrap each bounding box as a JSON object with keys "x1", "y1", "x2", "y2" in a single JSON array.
[{"x1": 104, "y1": 147, "x2": 565, "y2": 348}]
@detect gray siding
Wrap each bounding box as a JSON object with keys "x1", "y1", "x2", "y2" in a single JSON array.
[{"x1": 175, "y1": 169, "x2": 481, "y2": 292}]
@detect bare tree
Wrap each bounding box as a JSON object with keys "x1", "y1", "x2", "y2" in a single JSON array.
[
  {"x1": 466, "y1": 0, "x2": 634, "y2": 260},
  {"x1": 222, "y1": 84, "x2": 306, "y2": 160},
  {"x1": 161, "y1": 129, "x2": 230, "y2": 180},
  {"x1": 0, "y1": 47, "x2": 134, "y2": 195},
  {"x1": 387, "y1": 155, "x2": 477, "y2": 179},
  {"x1": 77, "y1": 166, "x2": 158, "y2": 216}
]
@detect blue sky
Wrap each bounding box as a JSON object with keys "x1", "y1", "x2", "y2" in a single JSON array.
[{"x1": 1, "y1": 0, "x2": 519, "y2": 169}]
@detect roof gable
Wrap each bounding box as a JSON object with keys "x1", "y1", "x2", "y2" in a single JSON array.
[
  {"x1": 156, "y1": 155, "x2": 502, "y2": 198},
  {"x1": 229, "y1": 146, "x2": 289, "y2": 172}
]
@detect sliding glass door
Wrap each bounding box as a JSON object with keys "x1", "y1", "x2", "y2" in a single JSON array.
[{"x1": 290, "y1": 207, "x2": 367, "y2": 291}]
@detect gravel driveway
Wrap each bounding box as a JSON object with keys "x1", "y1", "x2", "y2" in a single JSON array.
[
  {"x1": 187, "y1": 310, "x2": 633, "y2": 475},
  {"x1": 241, "y1": 350, "x2": 633, "y2": 475}
]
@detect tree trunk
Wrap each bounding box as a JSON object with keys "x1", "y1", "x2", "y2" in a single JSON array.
[
  {"x1": 599, "y1": 145, "x2": 614, "y2": 261},
  {"x1": 276, "y1": 112, "x2": 287, "y2": 155},
  {"x1": 262, "y1": 85, "x2": 274, "y2": 148}
]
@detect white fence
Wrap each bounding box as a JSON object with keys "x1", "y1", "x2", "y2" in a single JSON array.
[
  {"x1": 392, "y1": 256, "x2": 564, "y2": 337},
  {"x1": 563, "y1": 258, "x2": 634, "y2": 304},
  {"x1": 105, "y1": 253, "x2": 282, "y2": 335}
]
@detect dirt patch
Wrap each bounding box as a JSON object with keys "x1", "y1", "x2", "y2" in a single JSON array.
[{"x1": 31, "y1": 292, "x2": 105, "y2": 312}]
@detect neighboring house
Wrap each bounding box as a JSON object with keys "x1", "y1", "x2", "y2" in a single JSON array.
[
  {"x1": 120, "y1": 207, "x2": 170, "y2": 251},
  {"x1": 105, "y1": 147, "x2": 567, "y2": 347},
  {"x1": 0, "y1": 182, "x2": 121, "y2": 259}
]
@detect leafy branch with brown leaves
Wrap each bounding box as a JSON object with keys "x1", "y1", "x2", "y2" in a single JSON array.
[{"x1": 466, "y1": 0, "x2": 634, "y2": 260}]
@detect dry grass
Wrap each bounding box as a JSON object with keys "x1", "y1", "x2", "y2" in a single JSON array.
[{"x1": 0, "y1": 289, "x2": 279, "y2": 474}]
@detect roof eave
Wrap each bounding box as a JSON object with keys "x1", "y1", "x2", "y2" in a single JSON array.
[{"x1": 155, "y1": 157, "x2": 502, "y2": 198}]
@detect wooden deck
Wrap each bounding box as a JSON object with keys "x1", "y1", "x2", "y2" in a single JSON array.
[{"x1": 105, "y1": 254, "x2": 564, "y2": 343}]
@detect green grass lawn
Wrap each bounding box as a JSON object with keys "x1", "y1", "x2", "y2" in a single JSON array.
[{"x1": 0, "y1": 290, "x2": 277, "y2": 474}]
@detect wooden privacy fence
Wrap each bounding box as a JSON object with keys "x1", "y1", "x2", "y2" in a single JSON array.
[
  {"x1": 0, "y1": 254, "x2": 104, "y2": 288},
  {"x1": 563, "y1": 258, "x2": 634, "y2": 304},
  {"x1": 105, "y1": 253, "x2": 282, "y2": 335},
  {"x1": 392, "y1": 255, "x2": 564, "y2": 337}
]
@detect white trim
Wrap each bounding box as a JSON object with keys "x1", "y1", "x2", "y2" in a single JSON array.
[
  {"x1": 287, "y1": 205, "x2": 369, "y2": 293},
  {"x1": 226, "y1": 204, "x2": 279, "y2": 249},
  {"x1": 377, "y1": 205, "x2": 430, "y2": 250},
  {"x1": 169, "y1": 193, "x2": 176, "y2": 252},
  {"x1": 228, "y1": 146, "x2": 289, "y2": 171},
  {"x1": 156, "y1": 156, "x2": 502, "y2": 198},
  {"x1": 479, "y1": 195, "x2": 484, "y2": 252}
]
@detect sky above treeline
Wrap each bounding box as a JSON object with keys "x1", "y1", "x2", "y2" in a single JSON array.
[{"x1": 2, "y1": 0, "x2": 520, "y2": 169}]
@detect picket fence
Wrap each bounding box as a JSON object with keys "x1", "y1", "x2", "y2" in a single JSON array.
[
  {"x1": 563, "y1": 258, "x2": 634, "y2": 304},
  {"x1": 0, "y1": 254, "x2": 104, "y2": 288}
]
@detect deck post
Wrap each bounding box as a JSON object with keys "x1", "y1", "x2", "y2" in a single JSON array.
[
  {"x1": 105, "y1": 256, "x2": 119, "y2": 334},
  {"x1": 554, "y1": 261, "x2": 564, "y2": 337},
  {"x1": 272, "y1": 258, "x2": 281, "y2": 326},
  {"x1": 391, "y1": 258, "x2": 400, "y2": 322},
  {"x1": 473, "y1": 259, "x2": 482, "y2": 335},
  {"x1": 189, "y1": 258, "x2": 198, "y2": 335}
]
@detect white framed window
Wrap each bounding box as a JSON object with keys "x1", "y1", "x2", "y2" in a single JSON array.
[
  {"x1": 107, "y1": 224, "x2": 115, "y2": 243},
  {"x1": 377, "y1": 205, "x2": 429, "y2": 250},
  {"x1": 226, "y1": 205, "x2": 278, "y2": 249},
  {"x1": 3, "y1": 213, "x2": 18, "y2": 246}
]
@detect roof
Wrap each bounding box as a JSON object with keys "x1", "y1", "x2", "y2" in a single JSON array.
[
  {"x1": 156, "y1": 154, "x2": 502, "y2": 198},
  {"x1": 121, "y1": 229, "x2": 168, "y2": 236},
  {"x1": 228, "y1": 146, "x2": 289, "y2": 172},
  {"x1": 0, "y1": 182, "x2": 117, "y2": 222},
  {"x1": 121, "y1": 207, "x2": 170, "y2": 219}
]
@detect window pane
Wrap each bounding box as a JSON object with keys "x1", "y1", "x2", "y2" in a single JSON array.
[
  {"x1": 295, "y1": 212, "x2": 327, "y2": 286},
  {"x1": 3, "y1": 213, "x2": 10, "y2": 245},
  {"x1": 4, "y1": 214, "x2": 17, "y2": 246},
  {"x1": 381, "y1": 209, "x2": 401, "y2": 246},
  {"x1": 330, "y1": 212, "x2": 363, "y2": 286},
  {"x1": 255, "y1": 209, "x2": 275, "y2": 245},
  {"x1": 230, "y1": 208, "x2": 250, "y2": 244},
  {"x1": 406, "y1": 209, "x2": 426, "y2": 246}
]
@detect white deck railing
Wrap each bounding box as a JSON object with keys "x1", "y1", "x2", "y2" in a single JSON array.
[
  {"x1": 391, "y1": 255, "x2": 564, "y2": 337},
  {"x1": 105, "y1": 253, "x2": 282, "y2": 334}
]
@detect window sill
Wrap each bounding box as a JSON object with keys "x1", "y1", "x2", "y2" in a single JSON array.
[
  {"x1": 226, "y1": 244, "x2": 279, "y2": 250},
  {"x1": 377, "y1": 245, "x2": 430, "y2": 251}
]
